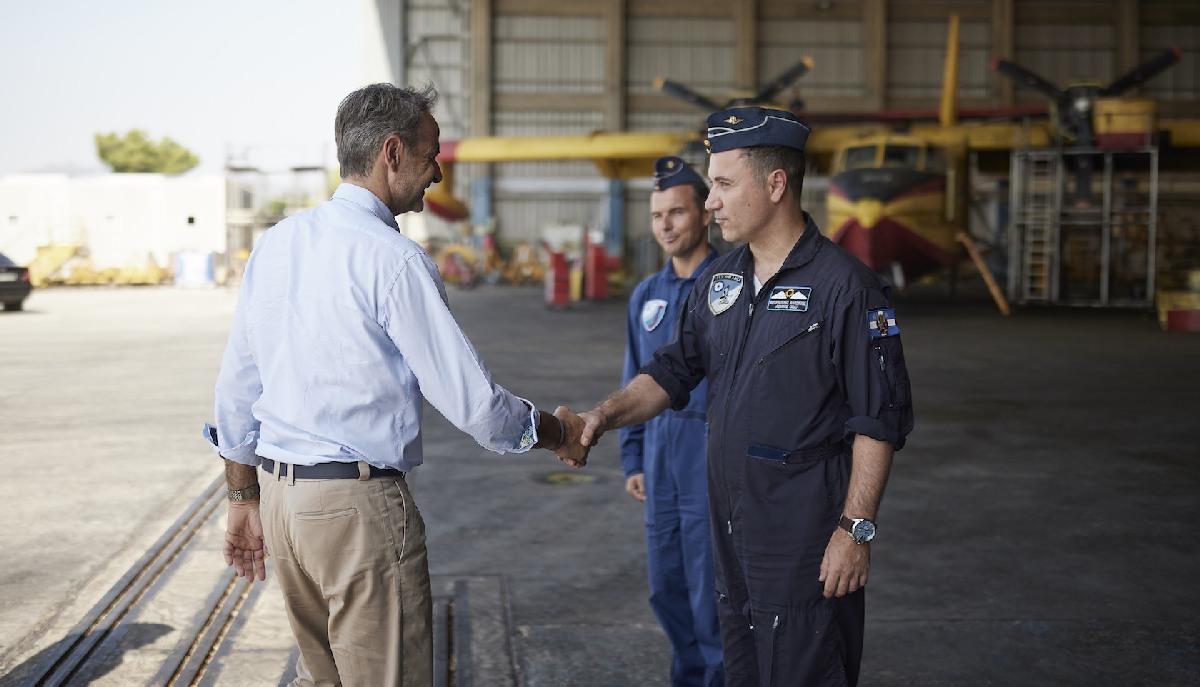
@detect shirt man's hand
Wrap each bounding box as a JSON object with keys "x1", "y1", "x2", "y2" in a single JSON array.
[
  {"x1": 225, "y1": 502, "x2": 267, "y2": 582},
  {"x1": 553, "y1": 406, "x2": 591, "y2": 468}
]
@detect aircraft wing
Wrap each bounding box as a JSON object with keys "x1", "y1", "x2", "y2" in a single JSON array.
[{"x1": 440, "y1": 132, "x2": 694, "y2": 179}]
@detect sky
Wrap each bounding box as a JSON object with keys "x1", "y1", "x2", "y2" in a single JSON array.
[{"x1": 0, "y1": 0, "x2": 363, "y2": 177}]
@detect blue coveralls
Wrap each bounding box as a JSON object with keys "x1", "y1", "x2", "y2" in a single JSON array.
[
  {"x1": 642, "y1": 216, "x2": 914, "y2": 687},
  {"x1": 620, "y1": 249, "x2": 725, "y2": 687}
]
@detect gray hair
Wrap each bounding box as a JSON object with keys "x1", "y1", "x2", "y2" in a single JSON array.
[
  {"x1": 741, "y1": 146, "x2": 806, "y2": 202},
  {"x1": 334, "y1": 83, "x2": 439, "y2": 179}
]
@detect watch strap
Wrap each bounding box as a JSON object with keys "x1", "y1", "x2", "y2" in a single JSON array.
[
  {"x1": 840, "y1": 515, "x2": 875, "y2": 543},
  {"x1": 840, "y1": 515, "x2": 855, "y2": 534},
  {"x1": 227, "y1": 483, "x2": 261, "y2": 501}
]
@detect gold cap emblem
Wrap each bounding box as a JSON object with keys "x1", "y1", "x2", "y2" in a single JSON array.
[
  {"x1": 725, "y1": 116, "x2": 743, "y2": 124},
  {"x1": 666, "y1": 160, "x2": 676, "y2": 169}
]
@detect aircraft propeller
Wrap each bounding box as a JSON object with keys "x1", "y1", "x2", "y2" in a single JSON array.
[
  {"x1": 654, "y1": 56, "x2": 815, "y2": 112},
  {"x1": 991, "y1": 46, "x2": 1182, "y2": 145},
  {"x1": 991, "y1": 47, "x2": 1182, "y2": 205}
]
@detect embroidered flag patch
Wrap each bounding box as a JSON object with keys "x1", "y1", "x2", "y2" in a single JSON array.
[
  {"x1": 708, "y1": 273, "x2": 743, "y2": 316},
  {"x1": 868, "y1": 308, "x2": 899, "y2": 337},
  {"x1": 641, "y1": 299, "x2": 668, "y2": 332},
  {"x1": 767, "y1": 286, "x2": 811, "y2": 312}
]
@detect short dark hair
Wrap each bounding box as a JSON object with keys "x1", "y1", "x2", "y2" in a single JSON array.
[
  {"x1": 686, "y1": 181, "x2": 709, "y2": 210},
  {"x1": 334, "y1": 83, "x2": 438, "y2": 179},
  {"x1": 741, "y1": 146, "x2": 806, "y2": 202}
]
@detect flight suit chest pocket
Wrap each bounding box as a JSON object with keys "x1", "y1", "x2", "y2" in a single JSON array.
[
  {"x1": 757, "y1": 316, "x2": 822, "y2": 363},
  {"x1": 748, "y1": 317, "x2": 830, "y2": 449}
]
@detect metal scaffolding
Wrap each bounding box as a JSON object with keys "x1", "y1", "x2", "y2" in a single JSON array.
[{"x1": 1008, "y1": 146, "x2": 1159, "y2": 308}]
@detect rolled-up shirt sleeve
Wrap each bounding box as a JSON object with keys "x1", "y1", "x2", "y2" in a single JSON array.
[
  {"x1": 207, "y1": 285, "x2": 264, "y2": 465},
  {"x1": 382, "y1": 252, "x2": 537, "y2": 454},
  {"x1": 833, "y1": 287, "x2": 914, "y2": 450}
]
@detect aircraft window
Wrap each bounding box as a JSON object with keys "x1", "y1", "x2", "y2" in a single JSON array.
[
  {"x1": 925, "y1": 147, "x2": 946, "y2": 173},
  {"x1": 882, "y1": 145, "x2": 921, "y2": 168},
  {"x1": 843, "y1": 146, "x2": 878, "y2": 170}
]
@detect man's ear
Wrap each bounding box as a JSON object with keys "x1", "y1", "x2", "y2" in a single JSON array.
[
  {"x1": 382, "y1": 135, "x2": 404, "y2": 170},
  {"x1": 767, "y1": 169, "x2": 788, "y2": 203}
]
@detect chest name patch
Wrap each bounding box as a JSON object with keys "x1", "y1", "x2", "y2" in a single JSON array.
[
  {"x1": 641, "y1": 299, "x2": 668, "y2": 332},
  {"x1": 868, "y1": 308, "x2": 900, "y2": 338},
  {"x1": 767, "y1": 285, "x2": 812, "y2": 312},
  {"x1": 708, "y1": 273, "x2": 743, "y2": 316}
]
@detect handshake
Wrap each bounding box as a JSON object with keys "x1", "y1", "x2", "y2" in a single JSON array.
[{"x1": 538, "y1": 406, "x2": 604, "y2": 469}]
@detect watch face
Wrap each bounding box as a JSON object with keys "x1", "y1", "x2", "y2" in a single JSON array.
[{"x1": 853, "y1": 520, "x2": 876, "y2": 543}]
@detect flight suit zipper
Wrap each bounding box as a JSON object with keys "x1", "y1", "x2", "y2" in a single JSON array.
[{"x1": 721, "y1": 270, "x2": 782, "y2": 541}]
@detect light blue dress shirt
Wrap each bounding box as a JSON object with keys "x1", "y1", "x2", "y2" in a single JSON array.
[{"x1": 204, "y1": 183, "x2": 538, "y2": 471}]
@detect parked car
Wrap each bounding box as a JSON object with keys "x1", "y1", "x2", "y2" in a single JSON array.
[{"x1": 0, "y1": 251, "x2": 32, "y2": 311}]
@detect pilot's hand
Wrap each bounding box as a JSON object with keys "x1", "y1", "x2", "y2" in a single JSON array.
[
  {"x1": 625, "y1": 474, "x2": 646, "y2": 502},
  {"x1": 553, "y1": 406, "x2": 590, "y2": 468}
]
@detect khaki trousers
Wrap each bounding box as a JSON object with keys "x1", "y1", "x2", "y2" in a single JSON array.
[{"x1": 259, "y1": 463, "x2": 433, "y2": 687}]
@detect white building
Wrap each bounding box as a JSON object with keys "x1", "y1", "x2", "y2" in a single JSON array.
[{"x1": 0, "y1": 173, "x2": 227, "y2": 283}]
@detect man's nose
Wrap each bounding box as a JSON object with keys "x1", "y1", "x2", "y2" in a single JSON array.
[
  {"x1": 704, "y1": 191, "x2": 719, "y2": 211},
  {"x1": 432, "y1": 162, "x2": 443, "y2": 184}
]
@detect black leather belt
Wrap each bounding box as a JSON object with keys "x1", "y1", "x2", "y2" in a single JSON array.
[{"x1": 260, "y1": 457, "x2": 404, "y2": 480}]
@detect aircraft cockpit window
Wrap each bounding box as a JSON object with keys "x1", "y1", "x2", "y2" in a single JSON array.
[
  {"x1": 925, "y1": 147, "x2": 946, "y2": 173},
  {"x1": 843, "y1": 146, "x2": 878, "y2": 170},
  {"x1": 882, "y1": 145, "x2": 921, "y2": 168}
]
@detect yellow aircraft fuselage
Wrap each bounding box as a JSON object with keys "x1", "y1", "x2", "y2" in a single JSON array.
[{"x1": 825, "y1": 133, "x2": 965, "y2": 281}]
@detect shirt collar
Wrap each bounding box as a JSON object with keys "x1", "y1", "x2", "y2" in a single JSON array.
[
  {"x1": 333, "y1": 183, "x2": 400, "y2": 231},
  {"x1": 780, "y1": 212, "x2": 823, "y2": 270},
  {"x1": 734, "y1": 212, "x2": 824, "y2": 275},
  {"x1": 662, "y1": 245, "x2": 719, "y2": 282}
]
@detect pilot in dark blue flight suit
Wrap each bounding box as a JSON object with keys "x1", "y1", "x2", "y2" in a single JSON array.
[
  {"x1": 621, "y1": 156, "x2": 724, "y2": 687},
  {"x1": 578, "y1": 107, "x2": 914, "y2": 686}
]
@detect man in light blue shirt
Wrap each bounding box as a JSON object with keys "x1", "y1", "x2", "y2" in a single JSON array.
[{"x1": 204, "y1": 83, "x2": 579, "y2": 686}]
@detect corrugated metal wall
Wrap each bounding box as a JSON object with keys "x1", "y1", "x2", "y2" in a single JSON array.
[
  {"x1": 405, "y1": 2, "x2": 470, "y2": 138},
  {"x1": 1012, "y1": 23, "x2": 1115, "y2": 96},
  {"x1": 627, "y1": 17, "x2": 736, "y2": 97},
  {"x1": 1141, "y1": 25, "x2": 1199, "y2": 100},
  {"x1": 494, "y1": 16, "x2": 606, "y2": 94},
  {"x1": 887, "y1": 20, "x2": 990, "y2": 100},
  {"x1": 760, "y1": 19, "x2": 863, "y2": 99}
]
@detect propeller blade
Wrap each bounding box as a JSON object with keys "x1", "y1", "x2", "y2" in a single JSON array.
[
  {"x1": 990, "y1": 57, "x2": 1066, "y2": 102},
  {"x1": 654, "y1": 77, "x2": 723, "y2": 111},
  {"x1": 1101, "y1": 46, "x2": 1182, "y2": 96},
  {"x1": 751, "y1": 56, "x2": 815, "y2": 104}
]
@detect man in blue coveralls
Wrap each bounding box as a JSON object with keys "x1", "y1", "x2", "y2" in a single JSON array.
[
  {"x1": 570, "y1": 107, "x2": 914, "y2": 686},
  {"x1": 622, "y1": 156, "x2": 724, "y2": 687}
]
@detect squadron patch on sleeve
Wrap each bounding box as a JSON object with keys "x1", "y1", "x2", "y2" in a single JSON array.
[
  {"x1": 767, "y1": 285, "x2": 811, "y2": 312},
  {"x1": 708, "y1": 273, "x2": 744, "y2": 316},
  {"x1": 641, "y1": 299, "x2": 668, "y2": 331},
  {"x1": 868, "y1": 308, "x2": 899, "y2": 338}
]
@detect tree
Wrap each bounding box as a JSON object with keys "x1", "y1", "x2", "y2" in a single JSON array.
[{"x1": 94, "y1": 129, "x2": 200, "y2": 174}]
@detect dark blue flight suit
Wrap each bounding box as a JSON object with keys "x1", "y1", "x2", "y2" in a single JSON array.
[
  {"x1": 621, "y1": 249, "x2": 724, "y2": 687},
  {"x1": 641, "y1": 214, "x2": 914, "y2": 687}
]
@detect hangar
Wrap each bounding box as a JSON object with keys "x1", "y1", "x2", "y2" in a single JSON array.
[{"x1": 366, "y1": 0, "x2": 1200, "y2": 313}]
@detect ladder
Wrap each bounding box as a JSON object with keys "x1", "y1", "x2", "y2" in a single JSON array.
[{"x1": 1008, "y1": 150, "x2": 1063, "y2": 303}]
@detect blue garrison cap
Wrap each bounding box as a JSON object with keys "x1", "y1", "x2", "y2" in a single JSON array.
[
  {"x1": 653, "y1": 156, "x2": 706, "y2": 192},
  {"x1": 704, "y1": 106, "x2": 810, "y2": 154}
]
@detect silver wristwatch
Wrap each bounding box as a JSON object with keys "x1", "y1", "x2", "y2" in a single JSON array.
[
  {"x1": 227, "y1": 484, "x2": 261, "y2": 501},
  {"x1": 840, "y1": 515, "x2": 876, "y2": 544}
]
